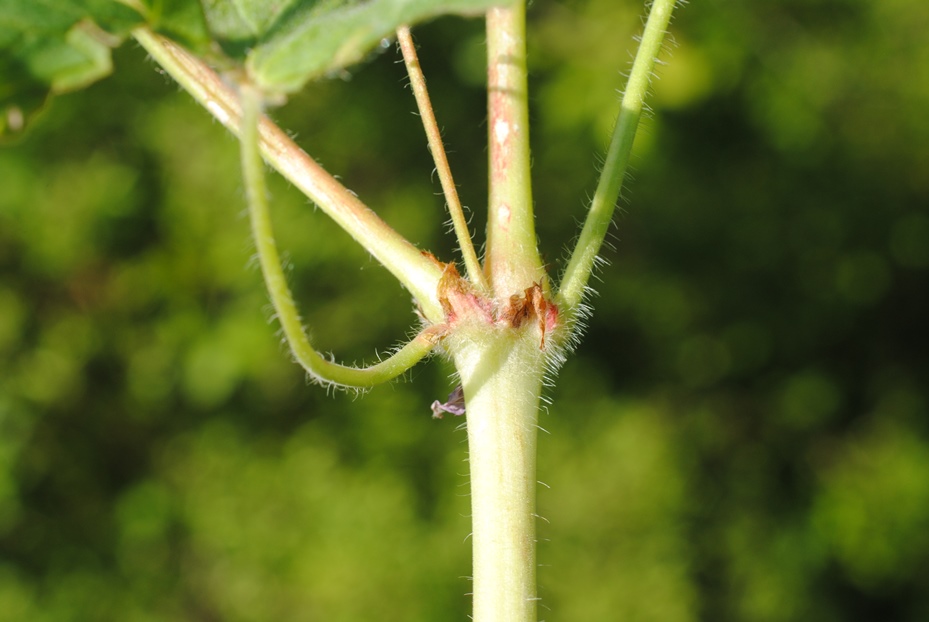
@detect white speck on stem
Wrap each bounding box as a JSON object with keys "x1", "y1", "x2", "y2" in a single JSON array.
[
  {"x1": 494, "y1": 119, "x2": 511, "y2": 146},
  {"x1": 499, "y1": 202, "x2": 511, "y2": 223}
]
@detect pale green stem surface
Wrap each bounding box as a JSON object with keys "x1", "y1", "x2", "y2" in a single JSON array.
[
  {"x1": 556, "y1": 0, "x2": 677, "y2": 312},
  {"x1": 132, "y1": 27, "x2": 445, "y2": 322},
  {"x1": 397, "y1": 26, "x2": 489, "y2": 293},
  {"x1": 469, "y1": 8, "x2": 545, "y2": 616},
  {"x1": 239, "y1": 85, "x2": 440, "y2": 388},
  {"x1": 484, "y1": 2, "x2": 546, "y2": 296},
  {"x1": 451, "y1": 328, "x2": 544, "y2": 622}
]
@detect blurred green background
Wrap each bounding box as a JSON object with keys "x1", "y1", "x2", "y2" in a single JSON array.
[{"x1": 2, "y1": 0, "x2": 928, "y2": 620}]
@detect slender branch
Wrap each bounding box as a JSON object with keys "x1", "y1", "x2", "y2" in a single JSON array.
[
  {"x1": 484, "y1": 2, "x2": 545, "y2": 296},
  {"x1": 132, "y1": 27, "x2": 446, "y2": 322},
  {"x1": 556, "y1": 0, "x2": 677, "y2": 312},
  {"x1": 239, "y1": 83, "x2": 441, "y2": 388},
  {"x1": 397, "y1": 26, "x2": 489, "y2": 293}
]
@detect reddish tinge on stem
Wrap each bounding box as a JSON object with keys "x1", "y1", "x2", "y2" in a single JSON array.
[{"x1": 435, "y1": 261, "x2": 559, "y2": 350}]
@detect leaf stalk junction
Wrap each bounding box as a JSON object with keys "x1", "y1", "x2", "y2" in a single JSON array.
[{"x1": 133, "y1": 0, "x2": 678, "y2": 618}]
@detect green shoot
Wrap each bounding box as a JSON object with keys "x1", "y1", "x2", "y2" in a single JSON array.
[{"x1": 556, "y1": 0, "x2": 677, "y2": 313}]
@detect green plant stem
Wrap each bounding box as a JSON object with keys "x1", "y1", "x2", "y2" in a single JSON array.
[
  {"x1": 556, "y1": 0, "x2": 677, "y2": 312},
  {"x1": 132, "y1": 27, "x2": 445, "y2": 322},
  {"x1": 397, "y1": 26, "x2": 489, "y2": 293},
  {"x1": 451, "y1": 328, "x2": 544, "y2": 622},
  {"x1": 484, "y1": 2, "x2": 545, "y2": 296},
  {"x1": 456, "y1": 5, "x2": 550, "y2": 620},
  {"x1": 239, "y1": 84, "x2": 441, "y2": 388}
]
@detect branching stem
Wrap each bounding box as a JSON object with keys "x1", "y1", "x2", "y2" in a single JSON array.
[
  {"x1": 134, "y1": 0, "x2": 680, "y2": 616},
  {"x1": 397, "y1": 26, "x2": 489, "y2": 293}
]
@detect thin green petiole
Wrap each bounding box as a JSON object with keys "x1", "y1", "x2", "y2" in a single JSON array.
[
  {"x1": 397, "y1": 26, "x2": 489, "y2": 293},
  {"x1": 556, "y1": 0, "x2": 677, "y2": 313},
  {"x1": 239, "y1": 83, "x2": 441, "y2": 388}
]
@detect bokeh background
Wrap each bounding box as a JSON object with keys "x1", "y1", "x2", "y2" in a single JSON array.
[{"x1": 2, "y1": 0, "x2": 928, "y2": 619}]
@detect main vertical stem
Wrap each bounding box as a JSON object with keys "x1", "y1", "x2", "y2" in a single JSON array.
[
  {"x1": 468, "y1": 4, "x2": 545, "y2": 619},
  {"x1": 454, "y1": 330, "x2": 544, "y2": 622},
  {"x1": 485, "y1": 2, "x2": 545, "y2": 295}
]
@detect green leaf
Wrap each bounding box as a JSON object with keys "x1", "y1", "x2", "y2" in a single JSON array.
[
  {"x1": 1, "y1": 0, "x2": 507, "y2": 136},
  {"x1": 141, "y1": 0, "x2": 211, "y2": 50},
  {"x1": 225, "y1": 0, "x2": 511, "y2": 93},
  {"x1": 0, "y1": 0, "x2": 143, "y2": 138},
  {"x1": 24, "y1": 21, "x2": 115, "y2": 90},
  {"x1": 201, "y1": 0, "x2": 300, "y2": 44},
  {"x1": 0, "y1": 0, "x2": 140, "y2": 39}
]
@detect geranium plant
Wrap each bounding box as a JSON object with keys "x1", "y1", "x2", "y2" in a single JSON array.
[{"x1": 1, "y1": 0, "x2": 678, "y2": 619}]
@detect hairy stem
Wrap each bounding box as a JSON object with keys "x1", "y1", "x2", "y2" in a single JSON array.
[
  {"x1": 556, "y1": 0, "x2": 677, "y2": 312},
  {"x1": 451, "y1": 328, "x2": 544, "y2": 622},
  {"x1": 239, "y1": 84, "x2": 441, "y2": 388},
  {"x1": 484, "y1": 2, "x2": 545, "y2": 296},
  {"x1": 397, "y1": 26, "x2": 489, "y2": 293},
  {"x1": 132, "y1": 27, "x2": 445, "y2": 321}
]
